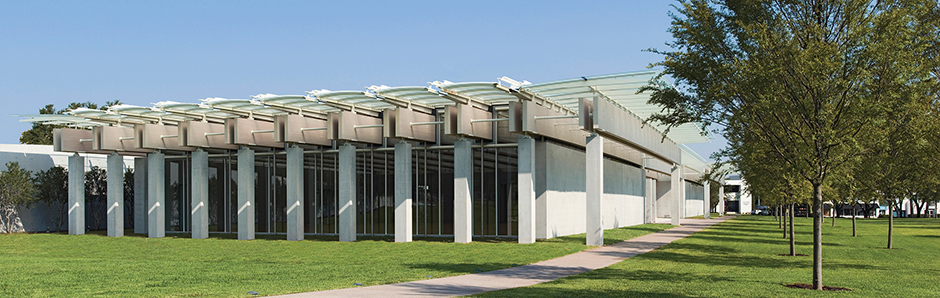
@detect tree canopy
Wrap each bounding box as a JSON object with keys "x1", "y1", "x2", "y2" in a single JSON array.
[
  {"x1": 0, "y1": 162, "x2": 37, "y2": 233},
  {"x1": 642, "y1": 0, "x2": 939, "y2": 290}
]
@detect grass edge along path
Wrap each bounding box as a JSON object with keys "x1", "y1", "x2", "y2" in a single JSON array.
[
  {"x1": 285, "y1": 217, "x2": 731, "y2": 298},
  {"x1": 0, "y1": 223, "x2": 672, "y2": 297},
  {"x1": 475, "y1": 216, "x2": 940, "y2": 298}
]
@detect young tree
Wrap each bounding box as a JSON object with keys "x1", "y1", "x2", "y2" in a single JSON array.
[
  {"x1": 0, "y1": 162, "x2": 37, "y2": 233},
  {"x1": 641, "y1": 0, "x2": 939, "y2": 289},
  {"x1": 33, "y1": 166, "x2": 69, "y2": 231}
]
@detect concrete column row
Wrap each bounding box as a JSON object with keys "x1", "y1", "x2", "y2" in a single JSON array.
[{"x1": 67, "y1": 135, "x2": 700, "y2": 244}]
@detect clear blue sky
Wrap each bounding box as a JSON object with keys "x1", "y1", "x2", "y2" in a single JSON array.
[{"x1": 0, "y1": 1, "x2": 726, "y2": 161}]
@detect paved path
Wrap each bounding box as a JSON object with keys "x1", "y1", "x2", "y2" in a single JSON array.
[{"x1": 275, "y1": 216, "x2": 734, "y2": 298}]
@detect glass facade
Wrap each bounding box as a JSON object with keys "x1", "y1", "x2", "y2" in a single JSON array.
[{"x1": 163, "y1": 145, "x2": 518, "y2": 238}]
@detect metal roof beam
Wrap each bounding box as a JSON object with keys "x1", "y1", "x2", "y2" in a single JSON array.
[{"x1": 367, "y1": 92, "x2": 435, "y2": 115}]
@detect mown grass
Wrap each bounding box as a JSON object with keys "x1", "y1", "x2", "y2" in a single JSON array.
[
  {"x1": 687, "y1": 212, "x2": 722, "y2": 219},
  {"x1": 477, "y1": 215, "x2": 940, "y2": 298},
  {"x1": 0, "y1": 223, "x2": 672, "y2": 297}
]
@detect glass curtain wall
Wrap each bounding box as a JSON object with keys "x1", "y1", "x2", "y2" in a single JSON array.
[
  {"x1": 413, "y1": 149, "x2": 452, "y2": 236},
  {"x1": 207, "y1": 156, "x2": 232, "y2": 233},
  {"x1": 166, "y1": 158, "x2": 190, "y2": 232},
  {"x1": 472, "y1": 147, "x2": 519, "y2": 237},
  {"x1": 357, "y1": 150, "x2": 394, "y2": 236},
  {"x1": 305, "y1": 152, "x2": 338, "y2": 235},
  {"x1": 254, "y1": 152, "x2": 287, "y2": 234},
  {"x1": 166, "y1": 144, "x2": 519, "y2": 238}
]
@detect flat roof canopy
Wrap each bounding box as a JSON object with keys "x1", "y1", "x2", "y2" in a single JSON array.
[{"x1": 20, "y1": 71, "x2": 712, "y2": 146}]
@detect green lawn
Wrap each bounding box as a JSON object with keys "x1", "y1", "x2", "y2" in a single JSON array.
[
  {"x1": 0, "y1": 223, "x2": 672, "y2": 297},
  {"x1": 477, "y1": 215, "x2": 940, "y2": 298},
  {"x1": 687, "y1": 212, "x2": 722, "y2": 219}
]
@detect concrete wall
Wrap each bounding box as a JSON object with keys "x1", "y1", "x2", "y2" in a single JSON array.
[
  {"x1": 535, "y1": 141, "x2": 644, "y2": 239},
  {"x1": 0, "y1": 144, "x2": 134, "y2": 233},
  {"x1": 655, "y1": 179, "x2": 672, "y2": 218},
  {"x1": 684, "y1": 181, "x2": 705, "y2": 218}
]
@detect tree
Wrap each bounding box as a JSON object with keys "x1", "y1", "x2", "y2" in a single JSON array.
[
  {"x1": 20, "y1": 100, "x2": 123, "y2": 145},
  {"x1": 641, "y1": 0, "x2": 939, "y2": 289},
  {"x1": 33, "y1": 166, "x2": 69, "y2": 231},
  {"x1": 0, "y1": 162, "x2": 37, "y2": 233},
  {"x1": 85, "y1": 166, "x2": 107, "y2": 230}
]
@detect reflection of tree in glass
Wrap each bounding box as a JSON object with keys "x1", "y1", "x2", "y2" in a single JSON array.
[
  {"x1": 34, "y1": 166, "x2": 68, "y2": 231},
  {"x1": 123, "y1": 169, "x2": 134, "y2": 229},
  {"x1": 85, "y1": 166, "x2": 107, "y2": 230}
]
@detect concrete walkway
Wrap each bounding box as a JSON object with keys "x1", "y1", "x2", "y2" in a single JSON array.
[{"x1": 275, "y1": 216, "x2": 734, "y2": 298}]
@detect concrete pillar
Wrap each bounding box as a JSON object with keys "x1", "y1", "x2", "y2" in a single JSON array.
[
  {"x1": 286, "y1": 145, "x2": 304, "y2": 241},
  {"x1": 106, "y1": 153, "x2": 123, "y2": 237},
  {"x1": 671, "y1": 164, "x2": 681, "y2": 226},
  {"x1": 68, "y1": 153, "x2": 85, "y2": 235},
  {"x1": 338, "y1": 144, "x2": 357, "y2": 242},
  {"x1": 148, "y1": 151, "x2": 165, "y2": 238},
  {"x1": 394, "y1": 142, "x2": 412, "y2": 243},
  {"x1": 517, "y1": 136, "x2": 536, "y2": 244},
  {"x1": 718, "y1": 183, "x2": 725, "y2": 216},
  {"x1": 191, "y1": 149, "x2": 209, "y2": 239},
  {"x1": 133, "y1": 157, "x2": 148, "y2": 234},
  {"x1": 585, "y1": 134, "x2": 603, "y2": 246},
  {"x1": 453, "y1": 139, "x2": 473, "y2": 244},
  {"x1": 645, "y1": 178, "x2": 656, "y2": 224},
  {"x1": 704, "y1": 179, "x2": 711, "y2": 219},
  {"x1": 680, "y1": 175, "x2": 686, "y2": 218},
  {"x1": 237, "y1": 146, "x2": 255, "y2": 240}
]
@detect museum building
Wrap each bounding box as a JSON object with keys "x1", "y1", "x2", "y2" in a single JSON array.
[{"x1": 20, "y1": 70, "x2": 718, "y2": 245}]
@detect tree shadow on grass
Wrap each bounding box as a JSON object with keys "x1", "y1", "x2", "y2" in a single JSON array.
[
  {"x1": 477, "y1": 285, "x2": 695, "y2": 298},
  {"x1": 635, "y1": 248, "x2": 879, "y2": 271}
]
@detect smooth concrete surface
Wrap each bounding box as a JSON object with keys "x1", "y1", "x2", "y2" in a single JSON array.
[
  {"x1": 68, "y1": 153, "x2": 84, "y2": 235},
  {"x1": 286, "y1": 145, "x2": 304, "y2": 241},
  {"x1": 535, "y1": 141, "x2": 645, "y2": 239},
  {"x1": 453, "y1": 139, "x2": 472, "y2": 244},
  {"x1": 191, "y1": 149, "x2": 209, "y2": 239},
  {"x1": 338, "y1": 144, "x2": 357, "y2": 242},
  {"x1": 670, "y1": 165, "x2": 681, "y2": 226},
  {"x1": 275, "y1": 216, "x2": 736, "y2": 298},
  {"x1": 684, "y1": 181, "x2": 705, "y2": 218},
  {"x1": 517, "y1": 136, "x2": 536, "y2": 244},
  {"x1": 148, "y1": 151, "x2": 165, "y2": 238},
  {"x1": 237, "y1": 147, "x2": 255, "y2": 240},
  {"x1": 655, "y1": 179, "x2": 671, "y2": 219},
  {"x1": 704, "y1": 181, "x2": 711, "y2": 218},
  {"x1": 106, "y1": 153, "x2": 123, "y2": 237},
  {"x1": 585, "y1": 134, "x2": 603, "y2": 246},
  {"x1": 134, "y1": 157, "x2": 148, "y2": 234},
  {"x1": 718, "y1": 184, "x2": 725, "y2": 216},
  {"x1": 645, "y1": 178, "x2": 656, "y2": 224},
  {"x1": 394, "y1": 142, "x2": 412, "y2": 243}
]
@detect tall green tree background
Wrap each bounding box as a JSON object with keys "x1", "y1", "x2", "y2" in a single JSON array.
[{"x1": 642, "y1": 0, "x2": 939, "y2": 290}]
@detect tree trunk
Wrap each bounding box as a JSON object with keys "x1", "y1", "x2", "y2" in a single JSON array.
[
  {"x1": 888, "y1": 201, "x2": 894, "y2": 249},
  {"x1": 812, "y1": 182, "x2": 823, "y2": 290},
  {"x1": 783, "y1": 205, "x2": 788, "y2": 238},
  {"x1": 831, "y1": 207, "x2": 836, "y2": 227},
  {"x1": 790, "y1": 203, "x2": 796, "y2": 256},
  {"x1": 852, "y1": 202, "x2": 857, "y2": 237},
  {"x1": 778, "y1": 205, "x2": 783, "y2": 228}
]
